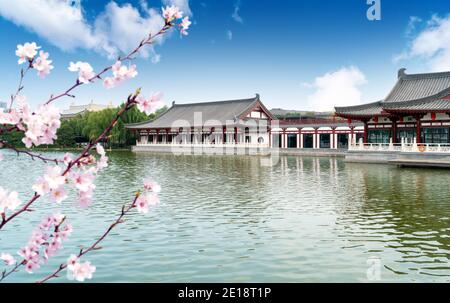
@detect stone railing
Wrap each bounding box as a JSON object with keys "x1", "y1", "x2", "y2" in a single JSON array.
[
  {"x1": 349, "y1": 141, "x2": 450, "y2": 153},
  {"x1": 136, "y1": 142, "x2": 270, "y2": 148}
]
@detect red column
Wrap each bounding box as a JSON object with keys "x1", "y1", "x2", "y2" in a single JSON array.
[
  {"x1": 363, "y1": 121, "x2": 368, "y2": 144},
  {"x1": 282, "y1": 128, "x2": 286, "y2": 148},
  {"x1": 234, "y1": 127, "x2": 238, "y2": 144},
  {"x1": 416, "y1": 115, "x2": 421, "y2": 144},
  {"x1": 392, "y1": 118, "x2": 398, "y2": 144}
]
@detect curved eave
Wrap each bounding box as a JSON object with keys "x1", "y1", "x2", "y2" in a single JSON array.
[{"x1": 383, "y1": 108, "x2": 450, "y2": 114}]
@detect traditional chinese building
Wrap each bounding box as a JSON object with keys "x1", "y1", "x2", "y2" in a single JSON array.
[
  {"x1": 335, "y1": 69, "x2": 450, "y2": 145},
  {"x1": 125, "y1": 94, "x2": 275, "y2": 149},
  {"x1": 125, "y1": 94, "x2": 363, "y2": 151}
]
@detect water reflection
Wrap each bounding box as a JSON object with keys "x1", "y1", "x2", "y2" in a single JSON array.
[{"x1": 0, "y1": 150, "x2": 449, "y2": 282}]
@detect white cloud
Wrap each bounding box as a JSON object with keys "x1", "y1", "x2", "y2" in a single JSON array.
[
  {"x1": 162, "y1": 0, "x2": 192, "y2": 16},
  {"x1": 227, "y1": 30, "x2": 233, "y2": 40},
  {"x1": 304, "y1": 66, "x2": 367, "y2": 112},
  {"x1": 0, "y1": 0, "x2": 98, "y2": 51},
  {"x1": 94, "y1": 2, "x2": 165, "y2": 59},
  {"x1": 396, "y1": 14, "x2": 450, "y2": 72},
  {"x1": 0, "y1": 0, "x2": 192, "y2": 61},
  {"x1": 231, "y1": 1, "x2": 243, "y2": 24},
  {"x1": 406, "y1": 16, "x2": 422, "y2": 36}
]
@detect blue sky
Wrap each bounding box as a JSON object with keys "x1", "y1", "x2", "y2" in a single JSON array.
[{"x1": 0, "y1": 0, "x2": 449, "y2": 111}]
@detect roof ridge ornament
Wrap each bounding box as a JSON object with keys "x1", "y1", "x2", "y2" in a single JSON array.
[{"x1": 398, "y1": 68, "x2": 407, "y2": 79}]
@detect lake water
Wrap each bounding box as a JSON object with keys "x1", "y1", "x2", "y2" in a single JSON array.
[{"x1": 1, "y1": 151, "x2": 449, "y2": 282}]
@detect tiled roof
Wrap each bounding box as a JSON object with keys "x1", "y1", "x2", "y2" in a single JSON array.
[
  {"x1": 126, "y1": 95, "x2": 269, "y2": 129},
  {"x1": 334, "y1": 101, "x2": 384, "y2": 117},
  {"x1": 384, "y1": 69, "x2": 450, "y2": 102},
  {"x1": 335, "y1": 69, "x2": 450, "y2": 117}
]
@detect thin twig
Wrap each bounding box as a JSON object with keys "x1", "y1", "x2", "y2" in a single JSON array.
[
  {"x1": 37, "y1": 194, "x2": 139, "y2": 283},
  {"x1": 0, "y1": 140, "x2": 63, "y2": 164},
  {"x1": 9, "y1": 63, "x2": 32, "y2": 111},
  {"x1": 0, "y1": 261, "x2": 26, "y2": 282},
  {"x1": 44, "y1": 24, "x2": 171, "y2": 106}
]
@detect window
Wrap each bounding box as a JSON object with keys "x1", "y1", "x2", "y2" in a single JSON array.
[
  {"x1": 287, "y1": 134, "x2": 297, "y2": 148},
  {"x1": 421, "y1": 128, "x2": 449, "y2": 144},
  {"x1": 396, "y1": 128, "x2": 415, "y2": 143},
  {"x1": 337, "y1": 134, "x2": 348, "y2": 148},
  {"x1": 303, "y1": 134, "x2": 313, "y2": 148},
  {"x1": 320, "y1": 134, "x2": 330, "y2": 148},
  {"x1": 368, "y1": 130, "x2": 390, "y2": 144}
]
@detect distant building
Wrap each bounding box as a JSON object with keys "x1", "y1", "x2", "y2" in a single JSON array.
[
  {"x1": 270, "y1": 108, "x2": 333, "y2": 120},
  {"x1": 61, "y1": 101, "x2": 114, "y2": 119},
  {"x1": 0, "y1": 101, "x2": 7, "y2": 110}
]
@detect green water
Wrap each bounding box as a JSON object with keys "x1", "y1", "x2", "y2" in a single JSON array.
[{"x1": 0, "y1": 151, "x2": 449, "y2": 282}]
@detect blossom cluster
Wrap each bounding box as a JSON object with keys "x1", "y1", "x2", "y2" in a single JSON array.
[
  {"x1": 68, "y1": 61, "x2": 96, "y2": 84},
  {"x1": 0, "y1": 95, "x2": 61, "y2": 148},
  {"x1": 103, "y1": 61, "x2": 138, "y2": 89},
  {"x1": 16, "y1": 42, "x2": 53, "y2": 78},
  {"x1": 136, "y1": 92, "x2": 164, "y2": 115},
  {"x1": 0, "y1": 214, "x2": 72, "y2": 273},
  {"x1": 66, "y1": 255, "x2": 96, "y2": 282},
  {"x1": 32, "y1": 144, "x2": 108, "y2": 208},
  {"x1": 135, "y1": 179, "x2": 161, "y2": 214},
  {"x1": 162, "y1": 5, "x2": 191, "y2": 35},
  {"x1": 0, "y1": 187, "x2": 21, "y2": 216}
]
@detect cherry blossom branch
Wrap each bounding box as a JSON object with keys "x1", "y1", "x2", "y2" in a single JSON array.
[
  {"x1": 0, "y1": 93, "x2": 139, "y2": 230},
  {"x1": 9, "y1": 63, "x2": 32, "y2": 111},
  {"x1": 37, "y1": 194, "x2": 140, "y2": 283},
  {"x1": 0, "y1": 139, "x2": 63, "y2": 164},
  {"x1": 0, "y1": 261, "x2": 26, "y2": 282},
  {"x1": 44, "y1": 24, "x2": 171, "y2": 106},
  {"x1": 0, "y1": 215, "x2": 69, "y2": 282}
]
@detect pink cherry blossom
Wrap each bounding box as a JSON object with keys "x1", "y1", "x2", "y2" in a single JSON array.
[
  {"x1": 19, "y1": 98, "x2": 61, "y2": 148},
  {"x1": 146, "y1": 192, "x2": 160, "y2": 206},
  {"x1": 135, "y1": 195, "x2": 149, "y2": 214},
  {"x1": 67, "y1": 260, "x2": 96, "y2": 282},
  {"x1": 50, "y1": 186, "x2": 68, "y2": 204},
  {"x1": 32, "y1": 50, "x2": 54, "y2": 78},
  {"x1": 0, "y1": 108, "x2": 21, "y2": 125},
  {"x1": 43, "y1": 166, "x2": 66, "y2": 190},
  {"x1": 103, "y1": 61, "x2": 138, "y2": 89},
  {"x1": 96, "y1": 155, "x2": 109, "y2": 171},
  {"x1": 96, "y1": 143, "x2": 106, "y2": 157},
  {"x1": 103, "y1": 77, "x2": 116, "y2": 89},
  {"x1": 143, "y1": 179, "x2": 161, "y2": 193},
  {"x1": 70, "y1": 171, "x2": 95, "y2": 193},
  {"x1": 32, "y1": 176, "x2": 51, "y2": 196},
  {"x1": 68, "y1": 61, "x2": 96, "y2": 84},
  {"x1": 0, "y1": 253, "x2": 16, "y2": 266},
  {"x1": 16, "y1": 42, "x2": 40, "y2": 64},
  {"x1": 136, "y1": 92, "x2": 164, "y2": 115},
  {"x1": 162, "y1": 5, "x2": 183, "y2": 22},
  {"x1": 179, "y1": 17, "x2": 192, "y2": 35},
  {"x1": 18, "y1": 213, "x2": 71, "y2": 272},
  {"x1": 0, "y1": 187, "x2": 21, "y2": 214},
  {"x1": 67, "y1": 254, "x2": 79, "y2": 271},
  {"x1": 63, "y1": 153, "x2": 73, "y2": 166}
]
